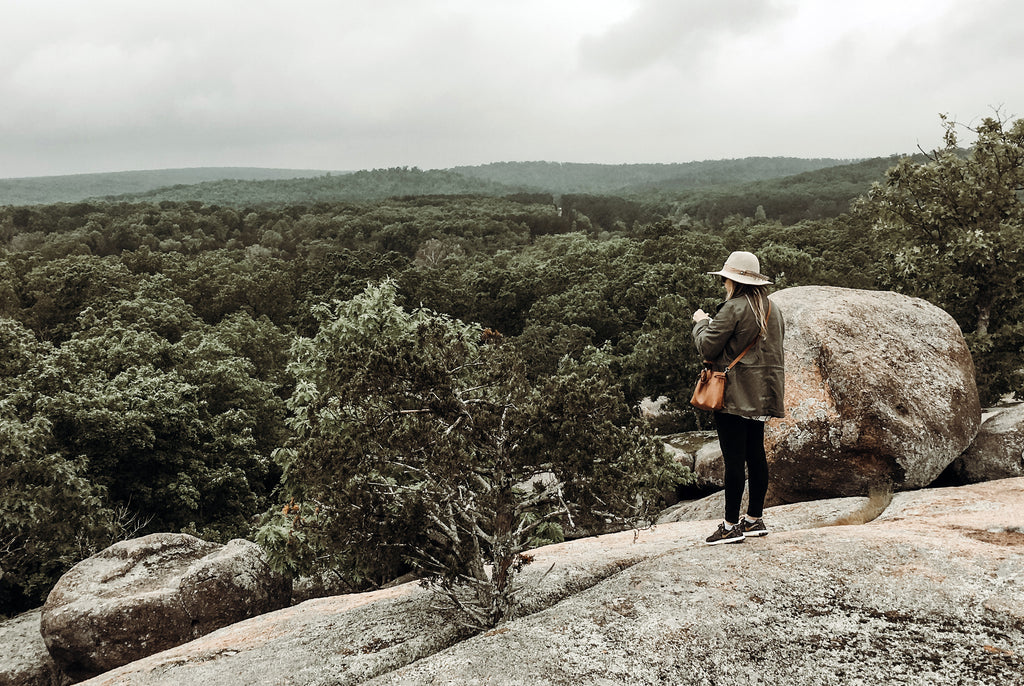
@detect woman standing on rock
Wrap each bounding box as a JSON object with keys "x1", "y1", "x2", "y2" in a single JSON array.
[{"x1": 692, "y1": 251, "x2": 785, "y2": 545}]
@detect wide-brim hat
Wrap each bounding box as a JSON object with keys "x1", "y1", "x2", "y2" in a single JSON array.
[{"x1": 707, "y1": 251, "x2": 773, "y2": 286}]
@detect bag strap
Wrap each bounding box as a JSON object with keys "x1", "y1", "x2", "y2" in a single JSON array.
[{"x1": 712, "y1": 299, "x2": 772, "y2": 373}]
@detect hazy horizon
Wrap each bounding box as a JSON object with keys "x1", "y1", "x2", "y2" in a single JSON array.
[{"x1": 1, "y1": 155, "x2": 873, "y2": 182}]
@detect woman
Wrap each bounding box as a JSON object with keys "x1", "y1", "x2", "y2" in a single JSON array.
[{"x1": 691, "y1": 251, "x2": 785, "y2": 545}]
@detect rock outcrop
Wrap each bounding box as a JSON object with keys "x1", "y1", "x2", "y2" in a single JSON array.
[
  {"x1": 662, "y1": 431, "x2": 721, "y2": 492},
  {"x1": 765, "y1": 286, "x2": 980, "y2": 503},
  {"x1": 74, "y1": 479, "x2": 1024, "y2": 685},
  {"x1": 658, "y1": 489, "x2": 883, "y2": 528},
  {"x1": 692, "y1": 439, "x2": 724, "y2": 490},
  {"x1": 375, "y1": 479, "x2": 1023, "y2": 685},
  {"x1": 948, "y1": 403, "x2": 1024, "y2": 484},
  {"x1": 0, "y1": 609, "x2": 68, "y2": 686},
  {"x1": 40, "y1": 533, "x2": 290, "y2": 682}
]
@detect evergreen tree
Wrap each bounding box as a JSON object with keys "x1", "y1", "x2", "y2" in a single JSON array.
[{"x1": 257, "y1": 281, "x2": 685, "y2": 628}]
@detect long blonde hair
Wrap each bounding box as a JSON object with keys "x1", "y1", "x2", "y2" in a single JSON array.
[{"x1": 731, "y1": 283, "x2": 771, "y2": 340}]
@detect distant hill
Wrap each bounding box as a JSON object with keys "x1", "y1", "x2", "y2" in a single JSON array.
[
  {"x1": 663, "y1": 155, "x2": 920, "y2": 224},
  {"x1": 451, "y1": 156, "x2": 912, "y2": 225},
  {"x1": 1, "y1": 158, "x2": 860, "y2": 208},
  {"x1": 106, "y1": 159, "x2": 864, "y2": 208},
  {"x1": 0, "y1": 168, "x2": 338, "y2": 206},
  {"x1": 451, "y1": 158, "x2": 855, "y2": 195},
  {"x1": 103, "y1": 167, "x2": 520, "y2": 206},
  {"x1": 0, "y1": 156, "x2": 913, "y2": 222}
]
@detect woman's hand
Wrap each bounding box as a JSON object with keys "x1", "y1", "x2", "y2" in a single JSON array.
[{"x1": 692, "y1": 308, "x2": 710, "y2": 323}]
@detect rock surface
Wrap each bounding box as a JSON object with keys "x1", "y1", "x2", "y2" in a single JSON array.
[
  {"x1": 765, "y1": 286, "x2": 980, "y2": 503},
  {"x1": 75, "y1": 479, "x2": 1024, "y2": 685},
  {"x1": 692, "y1": 439, "x2": 724, "y2": 490},
  {"x1": 40, "y1": 533, "x2": 290, "y2": 682},
  {"x1": 949, "y1": 403, "x2": 1024, "y2": 484},
  {"x1": 0, "y1": 609, "x2": 68, "y2": 686},
  {"x1": 658, "y1": 486, "x2": 750, "y2": 524},
  {"x1": 658, "y1": 489, "x2": 879, "y2": 529},
  {"x1": 375, "y1": 480, "x2": 1023, "y2": 685}
]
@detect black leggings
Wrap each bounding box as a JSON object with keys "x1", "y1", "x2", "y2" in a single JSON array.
[{"x1": 714, "y1": 411, "x2": 769, "y2": 524}]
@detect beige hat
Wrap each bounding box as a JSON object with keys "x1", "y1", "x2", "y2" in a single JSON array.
[{"x1": 708, "y1": 251, "x2": 773, "y2": 286}]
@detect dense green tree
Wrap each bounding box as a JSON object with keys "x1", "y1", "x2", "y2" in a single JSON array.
[
  {"x1": 860, "y1": 113, "x2": 1024, "y2": 401},
  {"x1": 746, "y1": 216, "x2": 882, "y2": 290},
  {"x1": 622, "y1": 294, "x2": 704, "y2": 420},
  {"x1": 0, "y1": 318, "x2": 119, "y2": 615},
  {"x1": 41, "y1": 327, "x2": 282, "y2": 539},
  {"x1": 19, "y1": 256, "x2": 136, "y2": 340},
  {"x1": 0, "y1": 402, "x2": 119, "y2": 615},
  {"x1": 159, "y1": 250, "x2": 295, "y2": 325},
  {"x1": 211, "y1": 310, "x2": 292, "y2": 387},
  {"x1": 257, "y1": 282, "x2": 684, "y2": 627},
  {"x1": 5, "y1": 274, "x2": 286, "y2": 543}
]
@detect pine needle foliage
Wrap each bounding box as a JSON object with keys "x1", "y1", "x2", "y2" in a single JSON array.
[{"x1": 256, "y1": 280, "x2": 685, "y2": 628}]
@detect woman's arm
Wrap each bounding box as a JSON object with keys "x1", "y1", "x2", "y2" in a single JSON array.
[{"x1": 692, "y1": 302, "x2": 739, "y2": 360}]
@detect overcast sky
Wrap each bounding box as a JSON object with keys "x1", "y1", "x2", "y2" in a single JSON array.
[{"x1": 1, "y1": 0, "x2": 1021, "y2": 178}]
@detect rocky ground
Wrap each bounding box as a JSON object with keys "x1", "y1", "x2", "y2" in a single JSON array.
[
  {"x1": 0, "y1": 609, "x2": 68, "y2": 686},
  {"x1": 47, "y1": 478, "x2": 1021, "y2": 686}
]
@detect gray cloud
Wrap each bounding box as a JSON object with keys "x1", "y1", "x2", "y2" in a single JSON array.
[
  {"x1": 578, "y1": 0, "x2": 795, "y2": 75},
  {"x1": 0, "y1": 0, "x2": 1022, "y2": 178}
]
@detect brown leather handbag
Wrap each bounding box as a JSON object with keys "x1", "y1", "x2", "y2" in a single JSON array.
[
  {"x1": 690, "y1": 364, "x2": 729, "y2": 411},
  {"x1": 690, "y1": 302, "x2": 770, "y2": 411}
]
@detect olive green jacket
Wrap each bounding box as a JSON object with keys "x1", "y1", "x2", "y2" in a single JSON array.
[{"x1": 691, "y1": 294, "x2": 786, "y2": 418}]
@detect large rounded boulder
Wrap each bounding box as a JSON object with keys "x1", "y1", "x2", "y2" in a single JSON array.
[
  {"x1": 40, "y1": 533, "x2": 290, "y2": 682},
  {"x1": 764, "y1": 286, "x2": 980, "y2": 504}
]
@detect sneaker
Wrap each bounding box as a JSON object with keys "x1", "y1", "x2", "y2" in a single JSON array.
[
  {"x1": 739, "y1": 517, "x2": 768, "y2": 537},
  {"x1": 704, "y1": 522, "x2": 744, "y2": 546}
]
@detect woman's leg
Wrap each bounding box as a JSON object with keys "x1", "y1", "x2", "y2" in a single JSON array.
[
  {"x1": 744, "y1": 418, "x2": 769, "y2": 519},
  {"x1": 714, "y1": 411, "x2": 747, "y2": 524}
]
